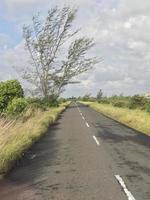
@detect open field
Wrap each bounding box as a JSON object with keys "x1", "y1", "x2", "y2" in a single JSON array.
[
  {"x1": 0, "y1": 102, "x2": 70, "y2": 176},
  {"x1": 80, "y1": 101, "x2": 150, "y2": 136}
]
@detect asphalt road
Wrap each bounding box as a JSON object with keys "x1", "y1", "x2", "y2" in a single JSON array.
[{"x1": 0, "y1": 102, "x2": 149, "y2": 200}]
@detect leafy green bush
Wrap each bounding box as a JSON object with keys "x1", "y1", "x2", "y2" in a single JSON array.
[
  {"x1": 0, "y1": 80, "x2": 24, "y2": 112},
  {"x1": 6, "y1": 98, "x2": 28, "y2": 116},
  {"x1": 27, "y1": 97, "x2": 59, "y2": 108},
  {"x1": 144, "y1": 100, "x2": 150, "y2": 113},
  {"x1": 128, "y1": 95, "x2": 146, "y2": 109},
  {"x1": 82, "y1": 94, "x2": 92, "y2": 102},
  {"x1": 98, "y1": 98, "x2": 110, "y2": 104},
  {"x1": 0, "y1": 96, "x2": 6, "y2": 111},
  {"x1": 41, "y1": 98, "x2": 59, "y2": 107},
  {"x1": 112, "y1": 100, "x2": 128, "y2": 108}
]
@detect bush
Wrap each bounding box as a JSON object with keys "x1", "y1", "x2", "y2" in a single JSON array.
[
  {"x1": 0, "y1": 96, "x2": 6, "y2": 112},
  {"x1": 112, "y1": 101, "x2": 127, "y2": 108},
  {"x1": 82, "y1": 94, "x2": 92, "y2": 102},
  {"x1": 42, "y1": 98, "x2": 59, "y2": 107},
  {"x1": 26, "y1": 97, "x2": 42, "y2": 104},
  {"x1": 98, "y1": 98, "x2": 110, "y2": 104},
  {"x1": 0, "y1": 80, "x2": 24, "y2": 112},
  {"x1": 27, "y1": 97, "x2": 60, "y2": 108},
  {"x1": 6, "y1": 98, "x2": 28, "y2": 116},
  {"x1": 144, "y1": 100, "x2": 150, "y2": 113},
  {"x1": 128, "y1": 95, "x2": 146, "y2": 109},
  {"x1": 58, "y1": 98, "x2": 67, "y2": 103}
]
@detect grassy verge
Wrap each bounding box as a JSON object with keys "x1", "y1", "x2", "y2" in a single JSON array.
[
  {"x1": 80, "y1": 101, "x2": 150, "y2": 136},
  {"x1": 0, "y1": 102, "x2": 70, "y2": 177}
]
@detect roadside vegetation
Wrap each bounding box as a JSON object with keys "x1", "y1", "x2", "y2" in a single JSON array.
[
  {"x1": 0, "y1": 6, "x2": 98, "y2": 176},
  {"x1": 0, "y1": 79, "x2": 70, "y2": 176},
  {"x1": 79, "y1": 91, "x2": 150, "y2": 136}
]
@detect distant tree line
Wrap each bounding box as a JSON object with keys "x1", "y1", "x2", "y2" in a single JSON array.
[{"x1": 78, "y1": 90, "x2": 150, "y2": 113}]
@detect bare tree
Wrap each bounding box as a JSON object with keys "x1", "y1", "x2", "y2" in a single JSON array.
[{"x1": 23, "y1": 7, "x2": 98, "y2": 100}]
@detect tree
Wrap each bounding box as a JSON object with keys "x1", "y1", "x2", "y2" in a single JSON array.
[
  {"x1": 22, "y1": 7, "x2": 98, "y2": 100},
  {"x1": 96, "y1": 89, "x2": 103, "y2": 100}
]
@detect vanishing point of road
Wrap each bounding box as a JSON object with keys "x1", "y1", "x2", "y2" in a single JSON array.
[{"x1": 0, "y1": 103, "x2": 150, "y2": 200}]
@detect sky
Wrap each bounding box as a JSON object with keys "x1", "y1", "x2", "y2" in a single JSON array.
[{"x1": 0, "y1": 0, "x2": 150, "y2": 97}]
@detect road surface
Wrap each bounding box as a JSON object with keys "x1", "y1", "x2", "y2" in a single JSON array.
[{"x1": 0, "y1": 103, "x2": 149, "y2": 200}]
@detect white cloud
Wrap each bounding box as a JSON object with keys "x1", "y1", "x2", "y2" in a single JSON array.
[
  {"x1": 0, "y1": 42, "x2": 28, "y2": 81},
  {"x1": 1, "y1": 0, "x2": 150, "y2": 96},
  {"x1": 0, "y1": 33, "x2": 14, "y2": 49},
  {"x1": 119, "y1": 0, "x2": 150, "y2": 17}
]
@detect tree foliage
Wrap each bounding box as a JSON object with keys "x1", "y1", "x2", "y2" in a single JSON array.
[
  {"x1": 23, "y1": 7, "x2": 98, "y2": 99},
  {"x1": 128, "y1": 95, "x2": 146, "y2": 109},
  {"x1": 0, "y1": 80, "x2": 24, "y2": 112},
  {"x1": 6, "y1": 98, "x2": 28, "y2": 116}
]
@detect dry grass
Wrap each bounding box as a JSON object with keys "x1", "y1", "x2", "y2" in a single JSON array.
[
  {"x1": 80, "y1": 101, "x2": 150, "y2": 136},
  {"x1": 0, "y1": 102, "x2": 70, "y2": 176}
]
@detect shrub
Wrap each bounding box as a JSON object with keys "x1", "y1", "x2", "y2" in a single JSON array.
[
  {"x1": 58, "y1": 98, "x2": 67, "y2": 103},
  {"x1": 144, "y1": 100, "x2": 150, "y2": 113},
  {"x1": 6, "y1": 98, "x2": 28, "y2": 116},
  {"x1": 26, "y1": 97, "x2": 42, "y2": 104},
  {"x1": 82, "y1": 94, "x2": 92, "y2": 102},
  {"x1": 42, "y1": 98, "x2": 59, "y2": 107},
  {"x1": 128, "y1": 95, "x2": 146, "y2": 109},
  {"x1": 0, "y1": 96, "x2": 6, "y2": 111},
  {"x1": 27, "y1": 97, "x2": 60, "y2": 108},
  {"x1": 112, "y1": 101, "x2": 127, "y2": 108},
  {"x1": 98, "y1": 98, "x2": 110, "y2": 104},
  {"x1": 0, "y1": 80, "x2": 24, "y2": 112}
]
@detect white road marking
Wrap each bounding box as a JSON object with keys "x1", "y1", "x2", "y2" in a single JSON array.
[
  {"x1": 115, "y1": 175, "x2": 136, "y2": 200},
  {"x1": 76, "y1": 104, "x2": 90, "y2": 128},
  {"x1": 93, "y1": 136, "x2": 100, "y2": 146},
  {"x1": 29, "y1": 154, "x2": 36, "y2": 160},
  {"x1": 86, "y1": 122, "x2": 90, "y2": 128}
]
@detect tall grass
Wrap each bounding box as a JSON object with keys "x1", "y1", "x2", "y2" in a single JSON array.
[
  {"x1": 80, "y1": 101, "x2": 150, "y2": 136},
  {"x1": 0, "y1": 102, "x2": 70, "y2": 177}
]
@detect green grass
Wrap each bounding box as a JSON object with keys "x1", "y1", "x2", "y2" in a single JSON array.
[
  {"x1": 0, "y1": 102, "x2": 70, "y2": 177},
  {"x1": 80, "y1": 101, "x2": 150, "y2": 136}
]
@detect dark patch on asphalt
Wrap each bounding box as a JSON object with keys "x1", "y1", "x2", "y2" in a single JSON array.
[
  {"x1": 123, "y1": 160, "x2": 150, "y2": 175},
  {"x1": 8, "y1": 121, "x2": 62, "y2": 183},
  {"x1": 125, "y1": 174, "x2": 142, "y2": 183},
  {"x1": 96, "y1": 125, "x2": 150, "y2": 148},
  {"x1": 78, "y1": 103, "x2": 150, "y2": 200},
  {"x1": 55, "y1": 170, "x2": 61, "y2": 174}
]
